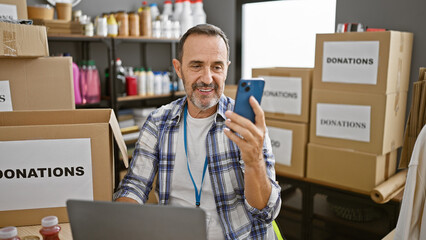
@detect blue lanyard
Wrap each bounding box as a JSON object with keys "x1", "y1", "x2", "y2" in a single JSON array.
[{"x1": 183, "y1": 104, "x2": 209, "y2": 207}]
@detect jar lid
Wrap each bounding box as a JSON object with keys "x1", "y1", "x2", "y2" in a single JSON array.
[
  {"x1": 0, "y1": 226, "x2": 18, "y2": 239},
  {"x1": 41, "y1": 216, "x2": 58, "y2": 227}
]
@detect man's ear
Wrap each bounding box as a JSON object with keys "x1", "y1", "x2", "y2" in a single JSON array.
[{"x1": 172, "y1": 59, "x2": 183, "y2": 79}]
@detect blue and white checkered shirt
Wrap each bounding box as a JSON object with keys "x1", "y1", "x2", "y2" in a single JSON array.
[{"x1": 113, "y1": 95, "x2": 282, "y2": 239}]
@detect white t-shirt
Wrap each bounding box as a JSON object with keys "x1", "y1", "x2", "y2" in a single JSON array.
[{"x1": 169, "y1": 112, "x2": 225, "y2": 240}]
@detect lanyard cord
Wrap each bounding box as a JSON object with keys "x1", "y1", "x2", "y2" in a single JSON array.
[{"x1": 184, "y1": 104, "x2": 209, "y2": 207}]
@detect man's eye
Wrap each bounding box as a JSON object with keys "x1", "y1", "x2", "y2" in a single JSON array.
[
  {"x1": 213, "y1": 65, "x2": 223, "y2": 71},
  {"x1": 191, "y1": 65, "x2": 201, "y2": 69}
]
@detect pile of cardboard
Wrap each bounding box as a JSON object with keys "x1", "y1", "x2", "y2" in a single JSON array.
[
  {"x1": 400, "y1": 68, "x2": 426, "y2": 168},
  {"x1": 306, "y1": 31, "x2": 413, "y2": 194},
  {"x1": 252, "y1": 67, "x2": 313, "y2": 178},
  {"x1": 0, "y1": 1, "x2": 127, "y2": 227}
]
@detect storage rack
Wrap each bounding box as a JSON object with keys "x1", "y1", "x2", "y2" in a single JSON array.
[
  {"x1": 275, "y1": 174, "x2": 401, "y2": 240},
  {"x1": 47, "y1": 35, "x2": 182, "y2": 188}
]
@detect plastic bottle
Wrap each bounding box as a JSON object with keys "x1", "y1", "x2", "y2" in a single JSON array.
[
  {"x1": 162, "y1": 0, "x2": 173, "y2": 18},
  {"x1": 39, "y1": 216, "x2": 61, "y2": 240},
  {"x1": 72, "y1": 61, "x2": 82, "y2": 104},
  {"x1": 149, "y1": 3, "x2": 160, "y2": 21},
  {"x1": 0, "y1": 226, "x2": 20, "y2": 240},
  {"x1": 179, "y1": 0, "x2": 193, "y2": 35},
  {"x1": 126, "y1": 75, "x2": 138, "y2": 96},
  {"x1": 86, "y1": 60, "x2": 101, "y2": 103},
  {"x1": 79, "y1": 60, "x2": 88, "y2": 104},
  {"x1": 107, "y1": 14, "x2": 118, "y2": 37},
  {"x1": 128, "y1": 11, "x2": 140, "y2": 36},
  {"x1": 146, "y1": 68, "x2": 155, "y2": 96},
  {"x1": 154, "y1": 71, "x2": 163, "y2": 95},
  {"x1": 96, "y1": 16, "x2": 108, "y2": 37},
  {"x1": 192, "y1": 0, "x2": 206, "y2": 26},
  {"x1": 139, "y1": 1, "x2": 152, "y2": 37},
  {"x1": 152, "y1": 20, "x2": 161, "y2": 38},
  {"x1": 115, "y1": 58, "x2": 127, "y2": 97},
  {"x1": 116, "y1": 11, "x2": 129, "y2": 36},
  {"x1": 161, "y1": 19, "x2": 172, "y2": 38},
  {"x1": 162, "y1": 71, "x2": 171, "y2": 94},
  {"x1": 171, "y1": 21, "x2": 180, "y2": 38},
  {"x1": 138, "y1": 67, "x2": 147, "y2": 95},
  {"x1": 172, "y1": 0, "x2": 183, "y2": 21}
]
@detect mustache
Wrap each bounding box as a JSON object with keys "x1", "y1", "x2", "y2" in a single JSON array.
[{"x1": 192, "y1": 82, "x2": 218, "y2": 90}]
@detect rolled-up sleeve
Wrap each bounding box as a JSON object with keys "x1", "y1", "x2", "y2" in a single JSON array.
[
  {"x1": 244, "y1": 130, "x2": 282, "y2": 223},
  {"x1": 113, "y1": 114, "x2": 159, "y2": 203}
]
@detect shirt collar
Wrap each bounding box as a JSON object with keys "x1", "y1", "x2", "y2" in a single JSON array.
[{"x1": 170, "y1": 95, "x2": 231, "y2": 124}]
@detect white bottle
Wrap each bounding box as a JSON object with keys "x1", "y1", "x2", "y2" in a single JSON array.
[
  {"x1": 179, "y1": 0, "x2": 193, "y2": 35},
  {"x1": 137, "y1": 67, "x2": 147, "y2": 95},
  {"x1": 162, "y1": 0, "x2": 173, "y2": 17},
  {"x1": 172, "y1": 0, "x2": 183, "y2": 22},
  {"x1": 150, "y1": 3, "x2": 160, "y2": 21},
  {"x1": 96, "y1": 17, "x2": 108, "y2": 37},
  {"x1": 171, "y1": 21, "x2": 181, "y2": 38},
  {"x1": 146, "y1": 68, "x2": 155, "y2": 96},
  {"x1": 154, "y1": 71, "x2": 163, "y2": 95},
  {"x1": 162, "y1": 72, "x2": 171, "y2": 94},
  {"x1": 192, "y1": 0, "x2": 206, "y2": 26}
]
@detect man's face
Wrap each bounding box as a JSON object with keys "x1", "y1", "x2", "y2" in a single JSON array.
[{"x1": 173, "y1": 34, "x2": 229, "y2": 112}]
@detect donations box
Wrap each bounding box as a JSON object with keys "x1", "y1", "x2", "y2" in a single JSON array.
[
  {"x1": 313, "y1": 31, "x2": 413, "y2": 94},
  {"x1": 253, "y1": 68, "x2": 312, "y2": 123},
  {"x1": 266, "y1": 119, "x2": 308, "y2": 178},
  {"x1": 0, "y1": 109, "x2": 128, "y2": 227}
]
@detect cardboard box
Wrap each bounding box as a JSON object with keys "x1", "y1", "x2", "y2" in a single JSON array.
[
  {"x1": 253, "y1": 67, "x2": 313, "y2": 123},
  {"x1": 0, "y1": 22, "x2": 48, "y2": 58},
  {"x1": 266, "y1": 119, "x2": 308, "y2": 178},
  {"x1": 310, "y1": 89, "x2": 407, "y2": 155},
  {"x1": 0, "y1": 109, "x2": 128, "y2": 227},
  {"x1": 0, "y1": 57, "x2": 75, "y2": 111},
  {"x1": 313, "y1": 31, "x2": 413, "y2": 94},
  {"x1": 224, "y1": 84, "x2": 237, "y2": 99},
  {"x1": 306, "y1": 143, "x2": 397, "y2": 194},
  {"x1": 0, "y1": 0, "x2": 27, "y2": 19}
]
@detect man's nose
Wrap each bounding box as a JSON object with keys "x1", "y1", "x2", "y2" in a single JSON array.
[{"x1": 200, "y1": 67, "x2": 213, "y2": 84}]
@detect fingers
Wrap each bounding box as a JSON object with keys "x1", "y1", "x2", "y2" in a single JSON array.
[
  {"x1": 224, "y1": 110, "x2": 263, "y2": 144},
  {"x1": 249, "y1": 96, "x2": 266, "y2": 129}
]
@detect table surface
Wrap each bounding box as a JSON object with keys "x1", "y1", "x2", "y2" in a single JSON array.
[{"x1": 18, "y1": 223, "x2": 72, "y2": 240}]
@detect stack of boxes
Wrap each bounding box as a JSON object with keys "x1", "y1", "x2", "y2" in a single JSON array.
[
  {"x1": 0, "y1": 1, "x2": 127, "y2": 227},
  {"x1": 252, "y1": 67, "x2": 313, "y2": 178},
  {"x1": 306, "y1": 31, "x2": 413, "y2": 194}
]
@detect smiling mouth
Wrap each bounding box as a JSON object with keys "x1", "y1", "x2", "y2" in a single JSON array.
[{"x1": 198, "y1": 88, "x2": 214, "y2": 93}]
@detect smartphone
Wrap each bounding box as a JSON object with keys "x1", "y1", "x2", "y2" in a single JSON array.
[{"x1": 233, "y1": 78, "x2": 265, "y2": 123}]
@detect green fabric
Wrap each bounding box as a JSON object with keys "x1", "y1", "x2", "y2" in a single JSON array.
[{"x1": 273, "y1": 220, "x2": 284, "y2": 240}]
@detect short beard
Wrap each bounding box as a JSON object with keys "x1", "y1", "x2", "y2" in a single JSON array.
[{"x1": 190, "y1": 82, "x2": 221, "y2": 110}]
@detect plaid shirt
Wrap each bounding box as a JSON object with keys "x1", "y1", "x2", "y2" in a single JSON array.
[{"x1": 114, "y1": 95, "x2": 282, "y2": 239}]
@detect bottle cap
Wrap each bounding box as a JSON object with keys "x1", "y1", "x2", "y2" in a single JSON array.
[
  {"x1": 0, "y1": 226, "x2": 18, "y2": 238},
  {"x1": 41, "y1": 216, "x2": 58, "y2": 227}
]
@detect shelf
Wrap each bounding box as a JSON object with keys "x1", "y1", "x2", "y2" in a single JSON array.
[
  {"x1": 47, "y1": 34, "x2": 109, "y2": 42},
  {"x1": 113, "y1": 36, "x2": 180, "y2": 44},
  {"x1": 117, "y1": 94, "x2": 173, "y2": 102}
]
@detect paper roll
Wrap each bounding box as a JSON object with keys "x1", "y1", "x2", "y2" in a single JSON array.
[{"x1": 371, "y1": 169, "x2": 408, "y2": 204}]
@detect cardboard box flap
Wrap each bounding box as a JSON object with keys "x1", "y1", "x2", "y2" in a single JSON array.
[
  {"x1": 109, "y1": 110, "x2": 129, "y2": 168},
  {"x1": 0, "y1": 109, "x2": 128, "y2": 166}
]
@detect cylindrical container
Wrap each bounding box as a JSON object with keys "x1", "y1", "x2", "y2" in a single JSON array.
[
  {"x1": 161, "y1": 19, "x2": 172, "y2": 38},
  {"x1": 149, "y1": 3, "x2": 160, "y2": 21},
  {"x1": 0, "y1": 226, "x2": 20, "y2": 240},
  {"x1": 152, "y1": 20, "x2": 161, "y2": 38},
  {"x1": 85, "y1": 22, "x2": 94, "y2": 36},
  {"x1": 154, "y1": 71, "x2": 163, "y2": 95},
  {"x1": 146, "y1": 68, "x2": 155, "y2": 95},
  {"x1": 96, "y1": 17, "x2": 108, "y2": 37},
  {"x1": 116, "y1": 11, "x2": 129, "y2": 36},
  {"x1": 128, "y1": 12, "x2": 140, "y2": 36},
  {"x1": 126, "y1": 76, "x2": 138, "y2": 96},
  {"x1": 171, "y1": 21, "x2": 180, "y2": 38},
  {"x1": 55, "y1": 2, "x2": 72, "y2": 21},
  {"x1": 140, "y1": 6, "x2": 152, "y2": 37},
  {"x1": 27, "y1": 5, "x2": 54, "y2": 20},
  {"x1": 137, "y1": 68, "x2": 147, "y2": 95},
  {"x1": 39, "y1": 216, "x2": 61, "y2": 240}
]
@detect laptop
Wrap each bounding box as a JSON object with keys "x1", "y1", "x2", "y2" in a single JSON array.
[{"x1": 66, "y1": 199, "x2": 207, "y2": 240}]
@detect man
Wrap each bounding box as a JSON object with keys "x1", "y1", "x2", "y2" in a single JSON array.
[{"x1": 114, "y1": 24, "x2": 281, "y2": 240}]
